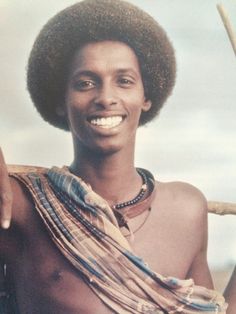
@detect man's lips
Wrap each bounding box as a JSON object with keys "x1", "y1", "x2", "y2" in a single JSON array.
[{"x1": 87, "y1": 115, "x2": 125, "y2": 129}]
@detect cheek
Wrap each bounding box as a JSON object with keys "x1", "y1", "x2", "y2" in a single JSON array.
[
  {"x1": 65, "y1": 101, "x2": 85, "y2": 133},
  {"x1": 65, "y1": 91, "x2": 84, "y2": 117},
  {"x1": 128, "y1": 86, "x2": 147, "y2": 110},
  {"x1": 128, "y1": 95, "x2": 146, "y2": 118}
]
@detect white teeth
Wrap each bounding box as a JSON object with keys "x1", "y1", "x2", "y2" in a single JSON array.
[{"x1": 90, "y1": 116, "x2": 123, "y2": 128}]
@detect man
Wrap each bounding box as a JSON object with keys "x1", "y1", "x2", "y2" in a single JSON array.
[{"x1": 0, "y1": 0, "x2": 227, "y2": 313}]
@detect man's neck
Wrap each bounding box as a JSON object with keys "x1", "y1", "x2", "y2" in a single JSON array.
[{"x1": 70, "y1": 146, "x2": 142, "y2": 207}]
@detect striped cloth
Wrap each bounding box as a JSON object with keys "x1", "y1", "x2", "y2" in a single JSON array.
[{"x1": 10, "y1": 166, "x2": 227, "y2": 314}]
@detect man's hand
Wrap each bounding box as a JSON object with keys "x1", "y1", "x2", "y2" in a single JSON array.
[{"x1": 0, "y1": 148, "x2": 12, "y2": 229}]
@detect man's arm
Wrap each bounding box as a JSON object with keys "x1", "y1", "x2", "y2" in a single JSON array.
[
  {"x1": 183, "y1": 185, "x2": 214, "y2": 289},
  {"x1": 0, "y1": 259, "x2": 7, "y2": 312},
  {"x1": 0, "y1": 148, "x2": 12, "y2": 229},
  {"x1": 224, "y1": 266, "x2": 236, "y2": 313},
  {"x1": 187, "y1": 245, "x2": 214, "y2": 289},
  {"x1": 0, "y1": 147, "x2": 12, "y2": 312}
]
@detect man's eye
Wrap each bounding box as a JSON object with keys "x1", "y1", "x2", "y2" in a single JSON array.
[
  {"x1": 118, "y1": 78, "x2": 134, "y2": 87},
  {"x1": 73, "y1": 80, "x2": 95, "y2": 91}
]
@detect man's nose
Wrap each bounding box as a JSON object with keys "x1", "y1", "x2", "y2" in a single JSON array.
[{"x1": 94, "y1": 83, "x2": 118, "y2": 108}]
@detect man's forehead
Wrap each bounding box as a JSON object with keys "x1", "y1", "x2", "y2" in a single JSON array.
[
  {"x1": 69, "y1": 40, "x2": 141, "y2": 77},
  {"x1": 73, "y1": 40, "x2": 137, "y2": 60}
]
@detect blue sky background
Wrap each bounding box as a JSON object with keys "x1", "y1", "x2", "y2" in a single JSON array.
[{"x1": 0, "y1": 0, "x2": 236, "y2": 269}]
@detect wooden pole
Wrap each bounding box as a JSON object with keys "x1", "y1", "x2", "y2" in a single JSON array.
[
  {"x1": 208, "y1": 201, "x2": 236, "y2": 215},
  {"x1": 217, "y1": 3, "x2": 236, "y2": 56},
  {"x1": 211, "y1": 6, "x2": 236, "y2": 215},
  {"x1": 6, "y1": 164, "x2": 236, "y2": 215}
]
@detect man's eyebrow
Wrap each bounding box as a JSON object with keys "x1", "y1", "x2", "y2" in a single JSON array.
[
  {"x1": 115, "y1": 68, "x2": 139, "y2": 76},
  {"x1": 71, "y1": 70, "x2": 98, "y2": 79},
  {"x1": 70, "y1": 68, "x2": 139, "y2": 80}
]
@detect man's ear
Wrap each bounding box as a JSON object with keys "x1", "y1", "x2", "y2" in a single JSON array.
[
  {"x1": 142, "y1": 99, "x2": 152, "y2": 112},
  {"x1": 56, "y1": 106, "x2": 66, "y2": 117}
]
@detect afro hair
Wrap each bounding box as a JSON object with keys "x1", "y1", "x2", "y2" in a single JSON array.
[{"x1": 27, "y1": 0, "x2": 176, "y2": 131}]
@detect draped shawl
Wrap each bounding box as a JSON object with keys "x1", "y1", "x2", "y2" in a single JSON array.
[{"x1": 9, "y1": 166, "x2": 227, "y2": 314}]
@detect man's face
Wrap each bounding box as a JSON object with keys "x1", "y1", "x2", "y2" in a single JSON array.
[{"x1": 64, "y1": 40, "x2": 151, "y2": 154}]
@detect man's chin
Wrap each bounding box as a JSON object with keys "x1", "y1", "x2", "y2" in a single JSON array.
[
  {"x1": 79, "y1": 137, "x2": 125, "y2": 156},
  {"x1": 89, "y1": 143, "x2": 123, "y2": 156}
]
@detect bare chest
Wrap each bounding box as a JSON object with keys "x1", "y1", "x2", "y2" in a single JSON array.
[
  {"x1": 10, "y1": 221, "x2": 113, "y2": 314},
  {"x1": 10, "y1": 199, "x2": 199, "y2": 314},
  {"x1": 125, "y1": 203, "x2": 198, "y2": 278}
]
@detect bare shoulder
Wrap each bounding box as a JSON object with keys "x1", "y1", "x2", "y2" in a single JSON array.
[
  {"x1": 151, "y1": 180, "x2": 209, "y2": 272},
  {"x1": 153, "y1": 180, "x2": 208, "y2": 221}
]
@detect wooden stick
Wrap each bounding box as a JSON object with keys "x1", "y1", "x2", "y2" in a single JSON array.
[
  {"x1": 6, "y1": 164, "x2": 46, "y2": 173},
  {"x1": 213, "y1": 6, "x2": 236, "y2": 214},
  {"x1": 5, "y1": 164, "x2": 236, "y2": 215},
  {"x1": 217, "y1": 3, "x2": 236, "y2": 56},
  {"x1": 208, "y1": 201, "x2": 236, "y2": 215}
]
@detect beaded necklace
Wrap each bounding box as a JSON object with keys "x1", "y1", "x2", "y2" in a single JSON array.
[
  {"x1": 112, "y1": 168, "x2": 156, "y2": 233},
  {"x1": 112, "y1": 169, "x2": 148, "y2": 210}
]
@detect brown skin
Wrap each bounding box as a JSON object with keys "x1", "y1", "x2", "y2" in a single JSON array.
[
  {"x1": 0, "y1": 41, "x2": 214, "y2": 313},
  {"x1": 0, "y1": 148, "x2": 12, "y2": 229},
  {"x1": 224, "y1": 266, "x2": 236, "y2": 314}
]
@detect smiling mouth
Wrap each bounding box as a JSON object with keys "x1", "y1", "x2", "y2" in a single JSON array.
[{"x1": 88, "y1": 116, "x2": 123, "y2": 129}]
